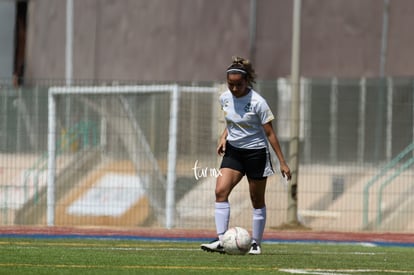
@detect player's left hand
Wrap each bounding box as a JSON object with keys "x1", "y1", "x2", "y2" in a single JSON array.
[{"x1": 280, "y1": 164, "x2": 291, "y2": 180}]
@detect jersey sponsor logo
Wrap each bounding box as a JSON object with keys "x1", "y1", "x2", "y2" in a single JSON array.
[{"x1": 226, "y1": 121, "x2": 254, "y2": 130}]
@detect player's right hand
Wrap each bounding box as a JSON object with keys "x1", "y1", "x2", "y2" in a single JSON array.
[{"x1": 217, "y1": 141, "x2": 226, "y2": 156}]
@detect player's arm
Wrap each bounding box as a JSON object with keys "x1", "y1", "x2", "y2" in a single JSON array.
[
  {"x1": 262, "y1": 122, "x2": 291, "y2": 180},
  {"x1": 217, "y1": 128, "x2": 228, "y2": 155}
]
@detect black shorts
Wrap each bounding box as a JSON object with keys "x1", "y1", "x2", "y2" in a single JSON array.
[{"x1": 220, "y1": 142, "x2": 274, "y2": 180}]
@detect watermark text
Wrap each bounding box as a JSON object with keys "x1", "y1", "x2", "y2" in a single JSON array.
[{"x1": 192, "y1": 160, "x2": 222, "y2": 180}]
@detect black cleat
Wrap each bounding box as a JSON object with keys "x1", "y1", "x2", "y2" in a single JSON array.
[{"x1": 200, "y1": 239, "x2": 225, "y2": 254}]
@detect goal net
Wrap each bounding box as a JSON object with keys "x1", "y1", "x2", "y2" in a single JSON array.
[{"x1": 46, "y1": 84, "x2": 221, "y2": 228}]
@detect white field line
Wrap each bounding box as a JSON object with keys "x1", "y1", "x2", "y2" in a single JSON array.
[
  {"x1": 10, "y1": 245, "x2": 200, "y2": 251},
  {"x1": 280, "y1": 268, "x2": 414, "y2": 274},
  {"x1": 10, "y1": 244, "x2": 385, "y2": 255},
  {"x1": 6, "y1": 242, "x2": 386, "y2": 255}
]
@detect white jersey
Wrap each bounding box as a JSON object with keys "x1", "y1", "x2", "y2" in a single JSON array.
[{"x1": 220, "y1": 89, "x2": 275, "y2": 149}]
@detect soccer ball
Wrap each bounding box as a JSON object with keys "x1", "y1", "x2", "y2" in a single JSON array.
[{"x1": 222, "y1": 227, "x2": 252, "y2": 255}]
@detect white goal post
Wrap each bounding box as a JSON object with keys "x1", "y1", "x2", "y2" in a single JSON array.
[{"x1": 47, "y1": 84, "x2": 219, "y2": 228}]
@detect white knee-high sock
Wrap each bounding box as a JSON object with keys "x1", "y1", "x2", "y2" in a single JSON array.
[
  {"x1": 252, "y1": 207, "x2": 266, "y2": 244},
  {"x1": 215, "y1": 202, "x2": 230, "y2": 241}
]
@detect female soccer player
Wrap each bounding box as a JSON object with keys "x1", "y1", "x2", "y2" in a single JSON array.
[{"x1": 201, "y1": 56, "x2": 291, "y2": 255}]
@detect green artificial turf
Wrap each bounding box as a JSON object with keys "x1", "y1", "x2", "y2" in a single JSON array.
[{"x1": 0, "y1": 238, "x2": 413, "y2": 274}]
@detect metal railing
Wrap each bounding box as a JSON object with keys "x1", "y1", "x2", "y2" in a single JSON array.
[
  {"x1": 21, "y1": 121, "x2": 98, "y2": 206},
  {"x1": 362, "y1": 142, "x2": 414, "y2": 229}
]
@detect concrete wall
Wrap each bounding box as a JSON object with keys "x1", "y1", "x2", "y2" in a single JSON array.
[
  {"x1": 24, "y1": 0, "x2": 414, "y2": 83},
  {"x1": 0, "y1": 2, "x2": 15, "y2": 78}
]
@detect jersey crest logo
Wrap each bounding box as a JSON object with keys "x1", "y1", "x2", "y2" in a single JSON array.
[{"x1": 244, "y1": 102, "x2": 252, "y2": 112}]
